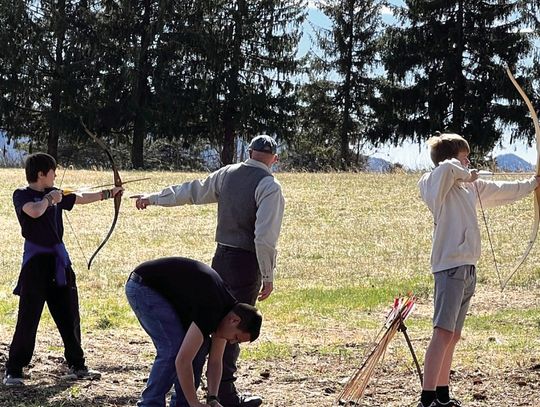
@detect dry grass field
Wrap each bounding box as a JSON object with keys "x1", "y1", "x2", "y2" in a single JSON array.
[{"x1": 1, "y1": 168, "x2": 539, "y2": 406}]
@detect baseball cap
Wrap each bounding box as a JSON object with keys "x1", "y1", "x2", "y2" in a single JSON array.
[{"x1": 248, "y1": 135, "x2": 277, "y2": 154}]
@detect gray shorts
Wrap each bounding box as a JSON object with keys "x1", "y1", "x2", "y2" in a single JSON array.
[{"x1": 432, "y1": 265, "x2": 476, "y2": 333}]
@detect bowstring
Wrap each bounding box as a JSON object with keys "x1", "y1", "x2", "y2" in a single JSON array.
[
  {"x1": 474, "y1": 182, "x2": 503, "y2": 290},
  {"x1": 58, "y1": 161, "x2": 89, "y2": 266}
]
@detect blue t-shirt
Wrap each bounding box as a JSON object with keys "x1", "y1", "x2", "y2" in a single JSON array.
[
  {"x1": 13, "y1": 187, "x2": 76, "y2": 247},
  {"x1": 133, "y1": 257, "x2": 238, "y2": 336}
]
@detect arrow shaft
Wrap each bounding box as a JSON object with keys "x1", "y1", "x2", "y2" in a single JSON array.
[{"x1": 62, "y1": 177, "x2": 150, "y2": 195}]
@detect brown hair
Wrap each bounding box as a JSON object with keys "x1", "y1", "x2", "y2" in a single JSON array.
[
  {"x1": 427, "y1": 132, "x2": 470, "y2": 166},
  {"x1": 25, "y1": 153, "x2": 57, "y2": 182}
]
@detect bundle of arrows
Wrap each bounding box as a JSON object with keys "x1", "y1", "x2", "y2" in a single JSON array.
[{"x1": 338, "y1": 294, "x2": 420, "y2": 405}]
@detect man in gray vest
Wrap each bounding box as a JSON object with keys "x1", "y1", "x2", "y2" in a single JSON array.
[{"x1": 132, "y1": 135, "x2": 285, "y2": 407}]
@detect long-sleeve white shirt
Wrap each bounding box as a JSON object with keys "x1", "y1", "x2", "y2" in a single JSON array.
[
  {"x1": 146, "y1": 159, "x2": 285, "y2": 282},
  {"x1": 418, "y1": 158, "x2": 537, "y2": 273}
]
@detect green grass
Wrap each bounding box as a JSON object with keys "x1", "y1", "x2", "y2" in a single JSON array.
[
  {"x1": 1, "y1": 168, "x2": 540, "y2": 366},
  {"x1": 264, "y1": 275, "x2": 431, "y2": 327}
]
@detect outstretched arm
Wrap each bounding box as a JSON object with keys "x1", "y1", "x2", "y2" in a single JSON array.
[
  {"x1": 74, "y1": 187, "x2": 123, "y2": 205},
  {"x1": 132, "y1": 168, "x2": 227, "y2": 210}
]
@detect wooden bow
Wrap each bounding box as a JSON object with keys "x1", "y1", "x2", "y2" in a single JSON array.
[
  {"x1": 81, "y1": 119, "x2": 123, "y2": 269},
  {"x1": 499, "y1": 68, "x2": 540, "y2": 290}
]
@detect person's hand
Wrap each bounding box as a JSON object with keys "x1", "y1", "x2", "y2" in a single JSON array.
[
  {"x1": 258, "y1": 281, "x2": 273, "y2": 301},
  {"x1": 48, "y1": 189, "x2": 63, "y2": 204},
  {"x1": 468, "y1": 169, "x2": 479, "y2": 183},
  {"x1": 111, "y1": 186, "x2": 124, "y2": 198},
  {"x1": 535, "y1": 176, "x2": 540, "y2": 189},
  {"x1": 131, "y1": 194, "x2": 151, "y2": 210}
]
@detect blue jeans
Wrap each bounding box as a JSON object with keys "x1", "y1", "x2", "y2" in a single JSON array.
[{"x1": 125, "y1": 279, "x2": 208, "y2": 407}]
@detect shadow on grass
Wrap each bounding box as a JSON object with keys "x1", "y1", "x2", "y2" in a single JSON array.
[
  {"x1": 1, "y1": 382, "x2": 73, "y2": 407},
  {"x1": 0, "y1": 343, "x2": 143, "y2": 407},
  {"x1": 1, "y1": 382, "x2": 139, "y2": 407}
]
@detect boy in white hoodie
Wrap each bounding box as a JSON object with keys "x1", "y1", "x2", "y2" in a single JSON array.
[{"x1": 416, "y1": 132, "x2": 539, "y2": 407}]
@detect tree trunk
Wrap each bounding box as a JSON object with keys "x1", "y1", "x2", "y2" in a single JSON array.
[
  {"x1": 221, "y1": 108, "x2": 235, "y2": 165},
  {"x1": 132, "y1": 114, "x2": 145, "y2": 169},
  {"x1": 220, "y1": 0, "x2": 246, "y2": 166},
  {"x1": 340, "y1": 1, "x2": 354, "y2": 170},
  {"x1": 47, "y1": 0, "x2": 66, "y2": 161},
  {"x1": 48, "y1": 96, "x2": 60, "y2": 160},
  {"x1": 451, "y1": 0, "x2": 465, "y2": 130},
  {"x1": 131, "y1": 0, "x2": 152, "y2": 169}
]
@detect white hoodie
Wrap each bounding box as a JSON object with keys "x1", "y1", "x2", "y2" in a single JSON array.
[{"x1": 418, "y1": 158, "x2": 537, "y2": 273}]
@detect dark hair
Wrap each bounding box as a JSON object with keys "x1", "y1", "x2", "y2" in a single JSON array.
[
  {"x1": 25, "y1": 153, "x2": 57, "y2": 183},
  {"x1": 232, "y1": 303, "x2": 262, "y2": 342},
  {"x1": 427, "y1": 131, "x2": 470, "y2": 166}
]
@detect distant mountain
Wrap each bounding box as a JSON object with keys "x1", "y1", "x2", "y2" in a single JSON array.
[{"x1": 494, "y1": 153, "x2": 534, "y2": 172}]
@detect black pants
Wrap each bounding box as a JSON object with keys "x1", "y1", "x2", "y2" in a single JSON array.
[
  {"x1": 211, "y1": 244, "x2": 261, "y2": 403},
  {"x1": 6, "y1": 254, "x2": 85, "y2": 375}
]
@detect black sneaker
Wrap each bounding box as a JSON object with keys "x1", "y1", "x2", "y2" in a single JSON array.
[
  {"x1": 3, "y1": 374, "x2": 24, "y2": 386},
  {"x1": 417, "y1": 402, "x2": 438, "y2": 407},
  {"x1": 221, "y1": 393, "x2": 262, "y2": 407},
  {"x1": 238, "y1": 395, "x2": 263, "y2": 407},
  {"x1": 63, "y1": 366, "x2": 101, "y2": 380}
]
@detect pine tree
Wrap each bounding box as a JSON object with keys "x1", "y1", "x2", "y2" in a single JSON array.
[
  {"x1": 194, "y1": 0, "x2": 306, "y2": 165},
  {"x1": 312, "y1": 0, "x2": 383, "y2": 169},
  {"x1": 377, "y1": 0, "x2": 537, "y2": 155},
  {"x1": 0, "y1": 0, "x2": 102, "y2": 160}
]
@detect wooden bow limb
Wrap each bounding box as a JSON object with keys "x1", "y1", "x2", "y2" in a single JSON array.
[
  {"x1": 499, "y1": 68, "x2": 540, "y2": 291},
  {"x1": 80, "y1": 118, "x2": 123, "y2": 270}
]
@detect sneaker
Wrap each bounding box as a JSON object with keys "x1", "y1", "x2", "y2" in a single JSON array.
[
  {"x1": 238, "y1": 395, "x2": 263, "y2": 407},
  {"x1": 417, "y1": 402, "x2": 438, "y2": 407},
  {"x1": 63, "y1": 366, "x2": 101, "y2": 380},
  {"x1": 220, "y1": 393, "x2": 262, "y2": 407},
  {"x1": 438, "y1": 399, "x2": 462, "y2": 407},
  {"x1": 3, "y1": 374, "x2": 24, "y2": 386}
]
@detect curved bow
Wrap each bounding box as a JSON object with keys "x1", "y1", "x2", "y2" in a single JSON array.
[
  {"x1": 81, "y1": 119, "x2": 123, "y2": 269},
  {"x1": 499, "y1": 68, "x2": 540, "y2": 290}
]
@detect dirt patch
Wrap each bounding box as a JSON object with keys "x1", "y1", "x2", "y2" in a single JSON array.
[{"x1": 1, "y1": 285, "x2": 539, "y2": 406}]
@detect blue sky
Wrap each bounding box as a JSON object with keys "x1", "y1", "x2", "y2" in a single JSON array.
[
  {"x1": 368, "y1": 135, "x2": 536, "y2": 171},
  {"x1": 303, "y1": 2, "x2": 535, "y2": 170}
]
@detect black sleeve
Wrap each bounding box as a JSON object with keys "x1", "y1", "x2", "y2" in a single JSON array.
[
  {"x1": 13, "y1": 189, "x2": 32, "y2": 217},
  {"x1": 58, "y1": 190, "x2": 76, "y2": 211}
]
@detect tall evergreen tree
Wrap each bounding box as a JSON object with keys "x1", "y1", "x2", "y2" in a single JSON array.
[
  {"x1": 0, "y1": 0, "x2": 101, "y2": 160},
  {"x1": 91, "y1": 0, "x2": 178, "y2": 169},
  {"x1": 377, "y1": 0, "x2": 537, "y2": 155},
  {"x1": 293, "y1": 77, "x2": 342, "y2": 170},
  {"x1": 313, "y1": 0, "x2": 383, "y2": 169},
  {"x1": 0, "y1": 0, "x2": 39, "y2": 140},
  {"x1": 195, "y1": 0, "x2": 306, "y2": 165}
]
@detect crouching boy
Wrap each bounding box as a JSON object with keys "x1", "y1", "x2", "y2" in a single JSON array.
[{"x1": 125, "y1": 257, "x2": 263, "y2": 407}]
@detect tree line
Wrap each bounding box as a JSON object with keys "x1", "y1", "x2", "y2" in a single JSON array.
[{"x1": 1, "y1": 0, "x2": 539, "y2": 170}]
